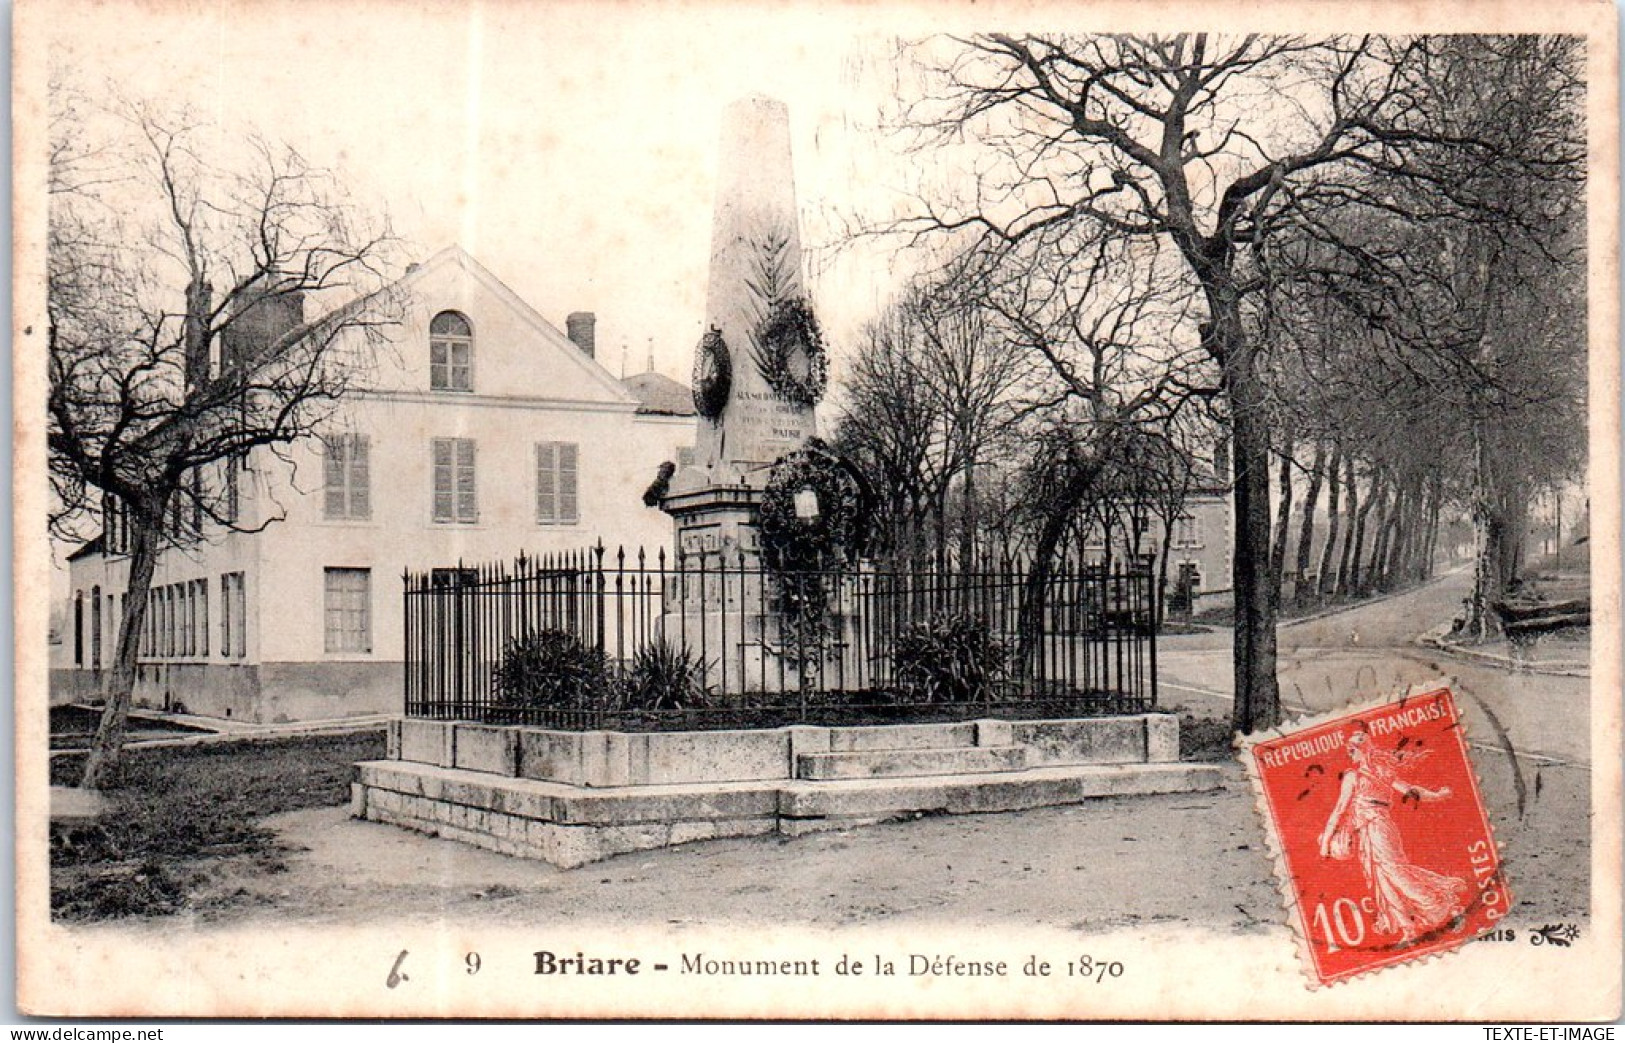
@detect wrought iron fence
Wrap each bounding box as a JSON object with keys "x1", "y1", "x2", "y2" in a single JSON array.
[{"x1": 404, "y1": 546, "x2": 1157, "y2": 730}]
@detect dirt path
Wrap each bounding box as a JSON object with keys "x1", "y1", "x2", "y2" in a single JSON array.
[
  {"x1": 195, "y1": 769, "x2": 1275, "y2": 931},
  {"x1": 181, "y1": 755, "x2": 1587, "y2": 935}
]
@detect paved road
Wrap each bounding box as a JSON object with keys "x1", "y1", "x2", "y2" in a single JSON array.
[{"x1": 1158, "y1": 569, "x2": 1593, "y2": 767}]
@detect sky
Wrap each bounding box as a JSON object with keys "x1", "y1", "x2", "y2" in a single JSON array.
[{"x1": 44, "y1": 0, "x2": 921, "y2": 384}]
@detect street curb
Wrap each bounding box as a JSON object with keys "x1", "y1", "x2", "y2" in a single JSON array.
[{"x1": 1414, "y1": 631, "x2": 1590, "y2": 680}]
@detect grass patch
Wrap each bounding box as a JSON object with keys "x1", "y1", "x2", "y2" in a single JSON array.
[
  {"x1": 1178, "y1": 714, "x2": 1237, "y2": 763},
  {"x1": 51, "y1": 730, "x2": 385, "y2": 922}
]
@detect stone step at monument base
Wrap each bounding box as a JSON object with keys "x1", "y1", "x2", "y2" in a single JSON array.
[
  {"x1": 352, "y1": 759, "x2": 1225, "y2": 870},
  {"x1": 795, "y1": 744, "x2": 1027, "y2": 780},
  {"x1": 776, "y1": 763, "x2": 1225, "y2": 837},
  {"x1": 827, "y1": 722, "x2": 981, "y2": 751}
]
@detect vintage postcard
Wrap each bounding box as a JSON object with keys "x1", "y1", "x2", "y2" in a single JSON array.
[{"x1": 13, "y1": 0, "x2": 1620, "y2": 1022}]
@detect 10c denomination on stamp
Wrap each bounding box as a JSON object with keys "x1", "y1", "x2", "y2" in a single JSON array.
[{"x1": 1240, "y1": 684, "x2": 1511, "y2": 987}]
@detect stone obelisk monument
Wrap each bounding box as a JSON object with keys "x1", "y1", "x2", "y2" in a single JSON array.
[{"x1": 663, "y1": 95, "x2": 817, "y2": 561}]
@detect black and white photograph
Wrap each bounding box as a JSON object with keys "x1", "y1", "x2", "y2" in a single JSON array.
[{"x1": 15, "y1": 0, "x2": 1620, "y2": 1021}]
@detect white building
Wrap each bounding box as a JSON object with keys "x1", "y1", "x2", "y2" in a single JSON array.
[{"x1": 52, "y1": 247, "x2": 694, "y2": 722}]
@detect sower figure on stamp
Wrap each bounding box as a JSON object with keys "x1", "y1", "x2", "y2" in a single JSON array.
[{"x1": 1319, "y1": 724, "x2": 1470, "y2": 946}]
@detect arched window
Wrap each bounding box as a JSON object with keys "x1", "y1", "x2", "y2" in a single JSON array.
[{"x1": 430, "y1": 311, "x2": 473, "y2": 391}]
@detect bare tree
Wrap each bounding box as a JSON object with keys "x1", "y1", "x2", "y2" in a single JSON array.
[
  {"x1": 49, "y1": 96, "x2": 400, "y2": 787},
  {"x1": 833, "y1": 256, "x2": 1029, "y2": 568},
  {"x1": 886, "y1": 33, "x2": 1582, "y2": 730},
  {"x1": 942, "y1": 228, "x2": 1212, "y2": 664},
  {"x1": 833, "y1": 301, "x2": 952, "y2": 567},
  {"x1": 1264, "y1": 36, "x2": 1585, "y2": 629},
  {"x1": 909, "y1": 257, "x2": 1032, "y2": 567}
]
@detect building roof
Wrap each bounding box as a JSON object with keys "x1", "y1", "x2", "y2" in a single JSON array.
[
  {"x1": 621, "y1": 371, "x2": 696, "y2": 416},
  {"x1": 66, "y1": 536, "x2": 105, "y2": 563},
  {"x1": 287, "y1": 244, "x2": 642, "y2": 409}
]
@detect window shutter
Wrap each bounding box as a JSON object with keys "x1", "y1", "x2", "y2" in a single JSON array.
[
  {"x1": 536, "y1": 442, "x2": 556, "y2": 522},
  {"x1": 456, "y1": 439, "x2": 477, "y2": 521},
  {"x1": 559, "y1": 443, "x2": 579, "y2": 523},
  {"x1": 324, "y1": 439, "x2": 347, "y2": 519},
  {"x1": 236, "y1": 575, "x2": 248, "y2": 657},
  {"x1": 350, "y1": 437, "x2": 371, "y2": 518},
  {"x1": 432, "y1": 439, "x2": 453, "y2": 521}
]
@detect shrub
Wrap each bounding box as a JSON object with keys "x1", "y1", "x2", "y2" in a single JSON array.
[
  {"x1": 624, "y1": 640, "x2": 711, "y2": 711},
  {"x1": 891, "y1": 613, "x2": 1008, "y2": 704},
  {"x1": 492, "y1": 629, "x2": 608, "y2": 710}
]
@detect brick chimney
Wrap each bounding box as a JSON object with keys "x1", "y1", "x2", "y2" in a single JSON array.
[
  {"x1": 566, "y1": 312, "x2": 596, "y2": 359},
  {"x1": 220, "y1": 286, "x2": 305, "y2": 374}
]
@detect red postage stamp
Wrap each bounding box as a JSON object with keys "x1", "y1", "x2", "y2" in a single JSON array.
[{"x1": 1239, "y1": 683, "x2": 1511, "y2": 987}]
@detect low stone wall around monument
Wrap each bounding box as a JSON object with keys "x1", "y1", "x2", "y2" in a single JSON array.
[
  {"x1": 351, "y1": 715, "x2": 1220, "y2": 868},
  {"x1": 385, "y1": 715, "x2": 1180, "y2": 787}
]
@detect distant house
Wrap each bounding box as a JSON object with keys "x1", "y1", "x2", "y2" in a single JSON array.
[
  {"x1": 1157, "y1": 486, "x2": 1233, "y2": 614},
  {"x1": 1078, "y1": 460, "x2": 1233, "y2": 617},
  {"x1": 52, "y1": 246, "x2": 694, "y2": 722}
]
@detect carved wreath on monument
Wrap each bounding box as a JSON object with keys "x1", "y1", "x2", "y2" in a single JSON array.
[
  {"x1": 758, "y1": 439, "x2": 866, "y2": 665},
  {"x1": 759, "y1": 438, "x2": 866, "y2": 572},
  {"x1": 746, "y1": 224, "x2": 828, "y2": 408},
  {"x1": 754, "y1": 297, "x2": 828, "y2": 407},
  {"x1": 691, "y1": 325, "x2": 732, "y2": 419}
]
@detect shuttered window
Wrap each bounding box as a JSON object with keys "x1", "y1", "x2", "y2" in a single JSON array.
[
  {"x1": 324, "y1": 435, "x2": 371, "y2": 520},
  {"x1": 324, "y1": 568, "x2": 372, "y2": 654},
  {"x1": 536, "y1": 442, "x2": 579, "y2": 525},
  {"x1": 221, "y1": 573, "x2": 247, "y2": 659},
  {"x1": 196, "y1": 579, "x2": 210, "y2": 657},
  {"x1": 1174, "y1": 513, "x2": 1202, "y2": 548},
  {"x1": 432, "y1": 438, "x2": 478, "y2": 523}
]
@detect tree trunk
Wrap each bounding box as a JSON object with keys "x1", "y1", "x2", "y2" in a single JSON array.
[
  {"x1": 933, "y1": 486, "x2": 950, "y2": 574},
  {"x1": 1016, "y1": 456, "x2": 1107, "y2": 672},
  {"x1": 1358, "y1": 480, "x2": 1384, "y2": 591},
  {"x1": 1270, "y1": 433, "x2": 1295, "y2": 601},
  {"x1": 1465, "y1": 420, "x2": 1501, "y2": 638},
  {"x1": 80, "y1": 519, "x2": 161, "y2": 789},
  {"x1": 1315, "y1": 446, "x2": 1344, "y2": 600},
  {"x1": 959, "y1": 457, "x2": 977, "y2": 573},
  {"x1": 1294, "y1": 442, "x2": 1327, "y2": 608},
  {"x1": 1156, "y1": 514, "x2": 1175, "y2": 626},
  {"x1": 1371, "y1": 482, "x2": 1400, "y2": 591},
  {"x1": 1225, "y1": 336, "x2": 1281, "y2": 733},
  {"x1": 1421, "y1": 480, "x2": 1443, "y2": 580},
  {"x1": 1394, "y1": 476, "x2": 1423, "y2": 582},
  {"x1": 1336, "y1": 454, "x2": 1360, "y2": 596},
  {"x1": 1350, "y1": 475, "x2": 1385, "y2": 596},
  {"x1": 1179, "y1": 246, "x2": 1277, "y2": 732},
  {"x1": 1498, "y1": 488, "x2": 1528, "y2": 592}
]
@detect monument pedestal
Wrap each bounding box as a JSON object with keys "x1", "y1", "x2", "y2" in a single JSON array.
[
  {"x1": 660, "y1": 484, "x2": 870, "y2": 696},
  {"x1": 662, "y1": 483, "x2": 763, "y2": 561}
]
